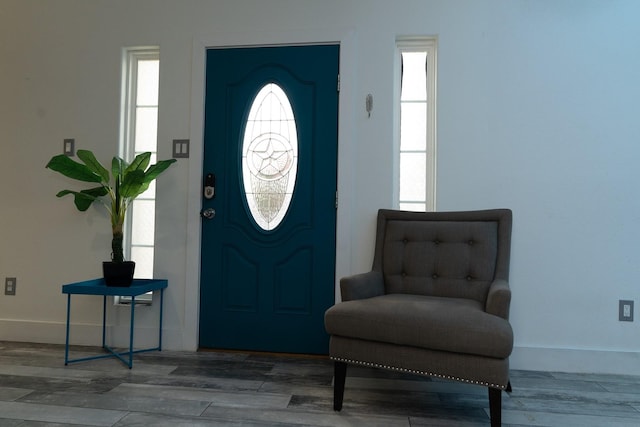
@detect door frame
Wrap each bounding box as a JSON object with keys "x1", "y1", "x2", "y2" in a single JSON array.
[{"x1": 183, "y1": 29, "x2": 357, "y2": 350}]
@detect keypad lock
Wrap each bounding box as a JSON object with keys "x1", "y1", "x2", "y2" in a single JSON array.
[{"x1": 203, "y1": 173, "x2": 215, "y2": 199}]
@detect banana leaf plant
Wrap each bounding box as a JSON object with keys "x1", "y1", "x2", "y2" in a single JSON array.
[{"x1": 46, "y1": 149, "x2": 176, "y2": 263}]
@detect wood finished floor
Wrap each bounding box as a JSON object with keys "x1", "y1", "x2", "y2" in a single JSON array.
[{"x1": 1, "y1": 341, "x2": 640, "y2": 426}]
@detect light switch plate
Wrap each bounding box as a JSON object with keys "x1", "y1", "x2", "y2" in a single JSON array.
[
  {"x1": 5, "y1": 277, "x2": 16, "y2": 296},
  {"x1": 173, "y1": 139, "x2": 189, "y2": 158},
  {"x1": 63, "y1": 139, "x2": 75, "y2": 156}
]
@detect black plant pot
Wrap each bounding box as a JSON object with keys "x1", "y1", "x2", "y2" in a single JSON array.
[{"x1": 103, "y1": 261, "x2": 136, "y2": 287}]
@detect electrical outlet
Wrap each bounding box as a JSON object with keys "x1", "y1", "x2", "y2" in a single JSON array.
[
  {"x1": 5, "y1": 277, "x2": 16, "y2": 296},
  {"x1": 619, "y1": 300, "x2": 633, "y2": 321}
]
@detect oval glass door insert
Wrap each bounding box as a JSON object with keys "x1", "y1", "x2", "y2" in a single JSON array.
[{"x1": 241, "y1": 83, "x2": 298, "y2": 231}]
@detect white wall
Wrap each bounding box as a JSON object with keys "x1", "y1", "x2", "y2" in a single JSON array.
[{"x1": 1, "y1": 0, "x2": 639, "y2": 374}]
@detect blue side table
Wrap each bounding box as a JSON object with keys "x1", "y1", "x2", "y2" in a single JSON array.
[{"x1": 62, "y1": 278, "x2": 168, "y2": 368}]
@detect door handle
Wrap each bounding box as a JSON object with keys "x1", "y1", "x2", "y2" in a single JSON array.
[{"x1": 201, "y1": 208, "x2": 216, "y2": 220}]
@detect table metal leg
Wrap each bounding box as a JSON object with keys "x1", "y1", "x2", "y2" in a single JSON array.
[
  {"x1": 64, "y1": 294, "x2": 71, "y2": 365},
  {"x1": 63, "y1": 280, "x2": 166, "y2": 369},
  {"x1": 101, "y1": 295, "x2": 107, "y2": 349},
  {"x1": 128, "y1": 295, "x2": 135, "y2": 369},
  {"x1": 159, "y1": 288, "x2": 164, "y2": 350}
]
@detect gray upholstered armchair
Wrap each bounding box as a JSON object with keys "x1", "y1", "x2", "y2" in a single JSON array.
[{"x1": 325, "y1": 209, "x2": 513, "y2": 427}]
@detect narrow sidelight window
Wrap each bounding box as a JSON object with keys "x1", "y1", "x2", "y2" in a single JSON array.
[
  {"x1": 396, "y1": 38, "x2": 437, "y2": 211},
  {"x1": 118, "y1": 47, "x2": 160, "y2": 303}
]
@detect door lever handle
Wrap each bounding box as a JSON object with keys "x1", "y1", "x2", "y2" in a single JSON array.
[{"x1": 201, "y1": 208, "x2": 216, "y2": 220}]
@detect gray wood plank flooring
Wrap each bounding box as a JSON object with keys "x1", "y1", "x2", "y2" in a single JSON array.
[{"x1": 1, "y1": 341, "x2": 640, "y2": 426}]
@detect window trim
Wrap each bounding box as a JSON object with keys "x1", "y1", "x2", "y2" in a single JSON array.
[{"x1": 394, "y1": 37, "x2": 437, "y2": 212}]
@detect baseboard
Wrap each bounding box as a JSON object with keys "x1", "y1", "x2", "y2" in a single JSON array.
[
  {"x1": 2, "y1": 319, "x2": 640, "y2": 375},
  {"x1": 511, "y1": 345, "x2": 640, "y2": 375},
  {"x1": 0, "y1": 319, "x2": 188, "y2": 351}
]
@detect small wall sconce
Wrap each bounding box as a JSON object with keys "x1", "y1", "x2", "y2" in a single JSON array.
[{"x1": 366, "y1": 94, "x2": 373, "y2": 118}]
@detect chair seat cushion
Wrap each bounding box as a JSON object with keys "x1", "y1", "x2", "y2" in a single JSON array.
[{"x1": 325, "y1": 294, "x2": 513, "y2": 359}]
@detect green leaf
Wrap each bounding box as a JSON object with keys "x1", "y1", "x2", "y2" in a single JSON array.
[
  {"x1": 136, "y1": 182, "x2": 151, "y2": 196},
  {"x1": 112, "y1": 157, "x2": 126, "y2": 180},
  {"x1": 77, "y1": 150, "x2": 109, "y2": 183},
  {"x1": 46, "y1": 155, "x2": 103, "y2": 183},
  {"x1": 56, "y1": 188, "x2": 105, "y2": 211},
  {"x1": 119, "y1": 169, "x2": 146, "y2": 198},
  {"x1": 119, "y1": 153, "x2": 152, "y2": 199},
  {"x1": 126, "y1": 152, "x2": 151, "y2": 174},
  {"x1": 82, "y1": 186, "x2": 109, "y2": 198},
  {"x1": 142, "y1": 159, "x2": 177, "y2": 184}
]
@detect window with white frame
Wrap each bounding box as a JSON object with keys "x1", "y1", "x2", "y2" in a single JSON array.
[
  {"x1": 396, "y1": 38, "x2": 437, "y2": 211},
  {"x1": 119, "y1": 47, "x2": 160, "y2": 302}
]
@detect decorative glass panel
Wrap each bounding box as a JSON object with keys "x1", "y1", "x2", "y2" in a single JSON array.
[{"x1": 242, "y1": 83, "x2": 298, "y2": 231}]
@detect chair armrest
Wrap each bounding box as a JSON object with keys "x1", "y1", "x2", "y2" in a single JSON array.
[
  {"x1": 485, "y1": 279, "x2": 511, "y2": 319},
  {"x1": 340, "y1": 271, "x2": 385, "y2": 301}
]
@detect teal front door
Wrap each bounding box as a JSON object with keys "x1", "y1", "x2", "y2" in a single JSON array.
[{"x1": 199, "y1": 45, "x2": 339, "y2": 354}]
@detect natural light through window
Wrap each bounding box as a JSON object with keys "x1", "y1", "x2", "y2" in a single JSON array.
[
  {"x1": 397, "y1": 38, "x2": 436, "y2": 211},
  {"x1": 120, "y1": 48, "x2": 160, "y2": 291}
]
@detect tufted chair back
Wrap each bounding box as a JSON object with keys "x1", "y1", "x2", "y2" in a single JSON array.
[{"x1": 372, "y1": 209, "x2": 512, "y2": 304}]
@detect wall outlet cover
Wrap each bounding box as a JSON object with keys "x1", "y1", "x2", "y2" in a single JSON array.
[{"x1": 619, "y1": 300, "x2": 633, "y2": 322}]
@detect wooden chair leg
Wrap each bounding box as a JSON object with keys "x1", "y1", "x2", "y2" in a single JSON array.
[
  {"x1": 333, "y1": 361, "x2": 347, "y2": 411},
  {"x1": 488, "y1": 387, "x2": 502, "y2": 427}
]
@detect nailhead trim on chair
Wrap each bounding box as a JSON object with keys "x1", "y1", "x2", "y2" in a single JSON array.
[{"x1": 330, "y1": 356, "x2": 507, "y2": 390}]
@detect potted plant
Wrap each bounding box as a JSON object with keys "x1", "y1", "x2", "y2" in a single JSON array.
[{"x1": 46, "y1": 149, "x2": 176, "y2": 286}]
